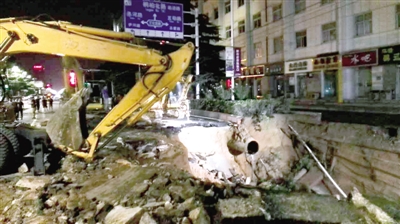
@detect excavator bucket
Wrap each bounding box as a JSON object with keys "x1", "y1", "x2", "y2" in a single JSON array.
[{"x1": 46, "y1": 89, "x2": 87, "y2": 150}]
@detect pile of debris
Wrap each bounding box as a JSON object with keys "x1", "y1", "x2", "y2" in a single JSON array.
[{"x1": 0, "y1": 121, "x2": 398, "y2": 223}]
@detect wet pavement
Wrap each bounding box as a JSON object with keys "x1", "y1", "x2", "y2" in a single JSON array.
[{"x1": 18, "y1": 100, "x2": 61, "y2": 127}]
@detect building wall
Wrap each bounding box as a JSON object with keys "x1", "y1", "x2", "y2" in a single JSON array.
[
  {"x1": 203, "y1": 0, "x2": 400, "y2": 61},
  {"x1": 202, "y1": 0, "x2": 400, "y2": 101}
]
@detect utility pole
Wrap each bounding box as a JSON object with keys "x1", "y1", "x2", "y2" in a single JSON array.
[
  {"x1": 230, "y1": 0, "x2": 235, "y2": 101},
  {"x1": 184, "y1": 8, "x2": 201, "y2": 99}
]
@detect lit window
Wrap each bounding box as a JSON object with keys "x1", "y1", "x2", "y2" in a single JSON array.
[
  {"x1": 253, "y1": 13, "x2": 261, "y2": 29},
  {"x1": 273, "y1": 36, "x2": 283, "y2": 53},
  {"x1": 322, "y1": 22, "x2": 336, "y2": 42},
  {"x1": 254, "y1": 42, "x2": 263, "y2": 58},
  {"x1": 295, "y1": 0, "x2": 306, "y2": 14},
  {"x1": 273, "y1": 4, "x2": 282, "y2": 22},
  {"x1": 239, "y1": 20, "x2": 245, "y2": 33},
  {"x1": 355, "y1": 12, "x2": 372, "y2": 37},
  {"x1": 296, "y1": 30, "x2": 307, "y2": 48}
]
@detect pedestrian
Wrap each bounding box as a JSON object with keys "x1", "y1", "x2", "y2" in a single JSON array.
[
  {"x1": 35, "y1": 95, "x2": 40, "y2": 112},
  {"x1": 42, "y1": 96, "x2": 48, "y2": 112},
  {"x1": 31, "y1": 97, "x2": 37, "y2": 119},
  {"x1": 15, "y1": 98, "x2": 23, "y2": 120},
  {"x1": 12, "y1": 101, "x2": 19, "y2": 121},
  {"x1": 101, "y1": 86, "x2": 109, "y2": 111},
  {"x1": 49, "y1": 96, "x2": 53, "y2": 111}
]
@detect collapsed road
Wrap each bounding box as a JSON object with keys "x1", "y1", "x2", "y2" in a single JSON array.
[{"x1": 0, "y1": 108, "x2": 398, "y2": 224}]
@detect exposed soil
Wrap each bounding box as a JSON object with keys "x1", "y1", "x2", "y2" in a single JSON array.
[{"x1": 0, "y1": 113, "x2": 398, "y2": 223}]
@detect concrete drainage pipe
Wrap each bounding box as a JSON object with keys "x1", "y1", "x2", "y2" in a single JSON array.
[{"x1": 227, "y1": 137, "x2": 259, "y2": 156}]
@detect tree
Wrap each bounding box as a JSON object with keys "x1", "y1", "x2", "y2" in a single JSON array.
[
  {"x1": 143, "y1": 0, "x2": 226, "y2": 97},
  {"x1": 3, "y1": 63, "x2": 36, "y2": 97}
]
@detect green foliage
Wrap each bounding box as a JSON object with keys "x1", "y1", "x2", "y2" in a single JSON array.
[
  {"x1": 190, "y1": 98, "x2": 285, "y2": 117},
  {"x1": 232, "y1": 99, "x2": 277, "y2": 117},
  {"x1": 214, "y1": 86, "x2": 231, "y2": 100},
  {"x1": 234, "y1": 83, "x2": 251, "y2": 100},
  {"x1": 292, "y1": 154, "x2": 313, "y2": 173}
]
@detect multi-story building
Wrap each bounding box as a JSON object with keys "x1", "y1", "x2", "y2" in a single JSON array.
[{"x1": 201, "y1": 0, "x2": 400, "y2": 103}]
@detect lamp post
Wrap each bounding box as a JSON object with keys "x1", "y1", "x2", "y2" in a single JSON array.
[{"x1": 230, "y1": 0, "x2": 235, "y2": 101}]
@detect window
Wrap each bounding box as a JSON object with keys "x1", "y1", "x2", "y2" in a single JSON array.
[
  {"x1": 273, "y1": 36, "x2": 283, "y2": 53},
  {"x1": 396, "y1": 5, "x2": 400, "y2": 28},
  {"x1": 321, "y1": 0, "x2": 334, "y2": 5},
  {"x1": 254, "y1": 42, "x2": 263, "y2": 58},
  {"x1": 214, "y1": 8, "x2": 219, "y2": 19},
  {"x1": 253, "y1": 13, "x2": 261, "y2": 29},
  {"x1": 296, "y1": 30, "x2": 307, "y2": 48},
  {"x1": 355, "y1": 12, "x2": 372, "y2": 36},
  {"x1": 322, "y1": 22, "x2": 336, "y2": 42},
  {"x1": 295, "y1": 0, "x2": 306, "y2": 14},
  {"x1": 239, "y1": 20, "x2": 245, "y2": 33},
  {"x1": 273, "y1": 4, "x2": 282, "y2": 21},
  {"x1": 226, "y1": 26, "x2": 231, "y2": 38},
  {"x1": 225, "y1": 1, "x2": 231, "y2": 14},
  {"x1": 238, "y1": 0, "x2": 245, "y2": 7}
]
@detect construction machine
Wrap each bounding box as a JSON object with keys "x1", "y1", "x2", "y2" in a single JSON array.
[
  {"x1": 0, "y1": 17, "x2": 194, "y2": 173},
  {"x1": 151, "y1": 74, "x2": 193, "y2": 119}
]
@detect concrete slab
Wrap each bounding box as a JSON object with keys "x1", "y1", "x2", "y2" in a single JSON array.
[{"x1": 297, "y1": 167, "x2": 324, "y2": 188}]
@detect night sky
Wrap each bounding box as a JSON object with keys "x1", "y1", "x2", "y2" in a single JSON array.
[
  {"x1": 0, "y1": 0, "x2": 123, "y2": 28},
  {"x1": 0, "y1": 0, "x2": 125, "y2": 90}
]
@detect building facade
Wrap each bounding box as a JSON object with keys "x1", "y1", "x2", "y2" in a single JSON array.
[{"x1": 201, "y1": 0, "x2": 400, "y2": 102}]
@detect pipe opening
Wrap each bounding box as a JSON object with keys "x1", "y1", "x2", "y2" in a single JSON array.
[{"x1": 247, "y1": 141, "x2": 259, "y2": 154}]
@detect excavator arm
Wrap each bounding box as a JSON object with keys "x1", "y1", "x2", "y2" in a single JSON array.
[{"x1": 0, "y1": 17, "x2": 194, "y2": 161}]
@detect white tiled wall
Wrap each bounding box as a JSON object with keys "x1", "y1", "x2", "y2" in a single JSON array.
[{"x1": 202, "y1": 0, "x2": 400, "y2": 66}]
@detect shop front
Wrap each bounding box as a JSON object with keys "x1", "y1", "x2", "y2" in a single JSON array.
[
  {"x1": 313, "y1": 54, "x2": 340, "y2": 99},
  {"x1": 378, "y1": 45, "x2": 400, "y2": 100},
  {"x1": 239, "y1": 64, "x2": 266, "y2": 98},
  {"x1": 284, "y1": 59, "x2": 315, "y2": 99},
  {"x1": 266, "y1": 62, "x2": 285, "y2": 98},
  {"x1": 342, "y1": 50, "x2": 380, "y2": 100}
]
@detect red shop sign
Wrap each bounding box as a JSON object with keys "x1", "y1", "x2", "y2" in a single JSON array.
[{"x1": 342, "y1": 50, "x2": 377, "y2": 67}]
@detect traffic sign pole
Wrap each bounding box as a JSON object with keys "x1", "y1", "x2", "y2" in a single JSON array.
[{"x1": 194, "y1": 8, "x2": 200, "y2": 100}]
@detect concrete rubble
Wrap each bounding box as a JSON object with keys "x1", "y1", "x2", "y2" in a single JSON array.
[{"x1": 0, "y1": 114, "x2": 398, "y2": 223}]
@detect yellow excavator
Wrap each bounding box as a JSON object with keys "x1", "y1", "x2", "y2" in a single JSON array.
[{"x1": 0, "y1": 17, "x2": 194, "y2": 173}]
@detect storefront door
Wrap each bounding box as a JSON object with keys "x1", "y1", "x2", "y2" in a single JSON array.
[
  {"x1": 297, "y1": 75, "x2": 307, "y2": 98},
  {"x1": 358, "y1": 68, "x2": 372, "y2": 98},
  {"x1": 276, "y1": 77, "x2": 285, "y2": 97},
  {"x1": 324, "y1": 71, "x2": 337, "y2": 98}
]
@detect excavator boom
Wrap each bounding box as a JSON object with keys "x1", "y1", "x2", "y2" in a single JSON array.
[{"x1": 0, "y1": 17, "x2": 194, "y2": 160}]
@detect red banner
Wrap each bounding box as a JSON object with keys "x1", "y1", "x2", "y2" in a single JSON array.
[{"x1": 342, "y1": 50, "x2": 377, "y2": 67}]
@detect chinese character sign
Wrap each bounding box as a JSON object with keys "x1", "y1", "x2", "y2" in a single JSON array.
[
  {"x1": 234, "y1": 48, "x2": 241, "y2": 77},
  {"x1": 225, "y1": 47, "x2": 234, "y2": 77},
  {"x1": 342, "y1": 50, "x2": 377, "y2": 67},
  {"x1": 378, "y1": 45, "x2": 400, "y2": 65},
  {"x1": 124, "y1": 0, "x2": 184, "y2": 39}
]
